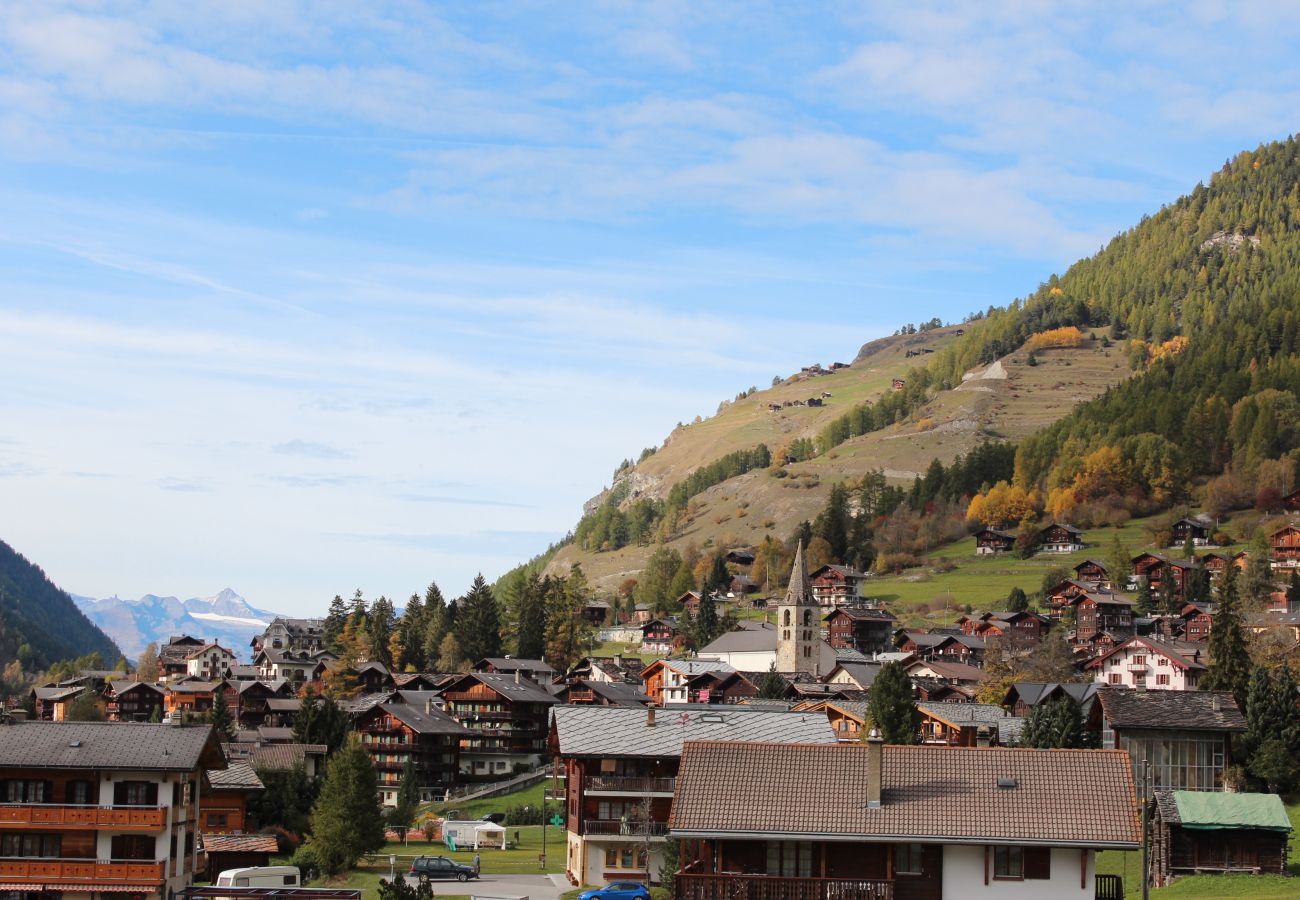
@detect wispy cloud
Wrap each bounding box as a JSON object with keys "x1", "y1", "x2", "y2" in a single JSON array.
[
  {"x1": 273, "y1": 440, "x2": 352, "y2": 460},
  {"x1": 157, "y1": 477, "x2": 211, "y2": 492}
]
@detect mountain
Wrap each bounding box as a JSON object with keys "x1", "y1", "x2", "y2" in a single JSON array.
[
  {"x1": 72, "y1": 588, "x2": 285, "y2": 662},
  {"x1": 0, "y1": 539, "x2": 123, "y2": 670},
  {"x1": 516, "y1": 136, "x2": 1300, "y2": 596}
]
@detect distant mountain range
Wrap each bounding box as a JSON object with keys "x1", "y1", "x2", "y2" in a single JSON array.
[{"x1": 72, "y1": 588, "x2": 285, "y2": 663}]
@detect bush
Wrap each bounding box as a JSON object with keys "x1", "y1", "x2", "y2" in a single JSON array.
[
  {"x1": 502, "y1": 803, "x2": 544, "y2": 826},
  {"x1": 290, "y1": 844, "x2": 320, "y2": 882},
  {"x1": 262, "y1": 825, "x2": 300, "y2": 853}
]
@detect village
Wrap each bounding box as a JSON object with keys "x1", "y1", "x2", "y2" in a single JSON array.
[{"x1": 3, "y1": 513, "x2": 1299, "y2": 900}]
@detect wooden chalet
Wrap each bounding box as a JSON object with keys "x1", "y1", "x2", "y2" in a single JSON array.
[
  {"x1": 1132, "y1": 553, "x2": 1200, "y2": 598},
  {"x1": 1000, "y1": 682, "x2": 1098, "y2": 719},
  {"x1": 725, "y1": 548, "x2": 756, "y2": 566},
  {"x1": 1152, "y1": 790, "x2": 1291, "y2": 885},
  {"x1": 670, "y1": 740, "x2": 1140, "y2": 900},
  {"x1": 1070, "y1": 590, "x2": 1135, "y2": 642},
  {"x1": 809, "y1": 565, "x2": 868, "y2": 607},
  {"x1": 1043, "y1": 578, "x2": 1093, "y2": 618},
  {"x1": 1284, "y1": 487, "x2": 1300, "y2": 511},
  {"x1": 1179, "y1": 602, "x2": 1216, "y2": 642},
  {"x1": 30, "y1": 685, "x2": 83, "y2": 721},
  {"x1": 904, "y1": 659, "x2": 984, "y2": 689},
  {"x1": 1270, "y1": 524, "x2": 1300, "y2": 569},
  {"x1": 1037, "y1": 522, "x2": 1085, "y2": 553},
  {"x1": 439, "y1": 671, "x2": 557, "y2": 776},
  {"x1": 677, "y1": 591, "x2": 703, "y2": 618},
  {"x1": 474, "y1": 657, "x2": 556, "y2": 682},
  {"x1": 223, "y1": 679, "x2": 292, "y2": 729},
  {"x1": 356, "y1": 661, "x2": 396, "y2": 694},
  {"x1": 960, "y1": 610, "x2": 1050, "y2": 644},
  {"x1": 640, "y1": 618, "x2": 677, "y2": 655},
  {"x1": 158, "y1": 634, "x2": 206, "y2": 678},
  {"x1": 1170, "y1": 517, "x2": 1214, "y2": 548},
  {"x1": 165, "y1": 680, "x2": 219, "y2": 717},
  {"x1": 823, "y1": 606, "x2": 896, "y2": 654},
  {"x1": 1073, "y1": 559, "x2": 1111, "y2": 586},
  {"x1": 354, "y1": 699, "x2": 469, "y2": 805},
  {"x1": 552, "y1": 679, "x2": 651, "y2": 707},
  {"x1": 104, "y1": 681, "x2": 166, "y2": 722},
  {"x1": 201, "y1": 762, "x2": 262, "y2": 834},
  {"x1": 974, "y1": 527, "x2": 1015, "y2": 556},
  {"x1": 917, "y1": 702, "x2": 1021, "y2": 747},
  {"x1": 795, "y1": 699, "x2": 869, "y2": 742}
]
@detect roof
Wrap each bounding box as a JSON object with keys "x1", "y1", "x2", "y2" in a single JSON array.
[
  {"x1": 266, "y1": 698, "x2": 301, "y2": 712},
  {"x1": 670, "y1": 741, "x2": 1140, "y2": 848},
  {"x1": 444, "y1": 671, "x2": 557, "y2": 704},
  {"x1": 827, "y1": 606, "x2": 896, "y2": 622},
  {"x1": 906, "y1": 660, "x2": 985, "y2": 683},
  {"x1": 201, "y1": 833, "x2": 280, "y2": 854},
  {"x1": 918, "y1": 702, "x2": 1010, "y2": 728},
  {"x1": 696, "y1": 624, "x2": 839, "y2": 669},
  {"x1": 222, "y1": 741, "x2": 328, "y2": 771},
  {"x1": 1005, "y1": 682, "x2": 1098, "y2": 709},
  {"x1": 377, "y1": 702, "x2": 471, "y2": 736},
  {"x1": 33, "y1": 686, "x2": 83, "y2": 701},
  {"x1": 551, "y1": 705, "x2": 836, "y2": 758},
  {"x1": 828, "y1": 662, "x2": 881, "y2": 689},
  {"x1": 207, "y1": 762, "x2": 264, "y2": 791},
  {"x1": 647, "y1": 658, "x2": 736, "y2": 678},
  {"x1": 0, "y1": 721, "x2": 224, "y2": 771},
  {"x1": 475, "y1": 657, "x2": 555, "y2": 674},
  {"x1": 567, "y1": 680, "x2": 651, "y2": 706},
  {"x1": 1098, "y1": 687, "x2": 1245, "y2": 732},
  {"x1": 1086, "y1": 635, "x2": 1208, "y2": 671},
  {"x1": 1041, "y1": 522, "x2": 1085, "y2": 536},
  {"x1": 1156, "y1": 790, "x2": 1291, "y2": 831}
]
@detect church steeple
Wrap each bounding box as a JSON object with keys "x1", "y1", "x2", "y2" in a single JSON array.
[{"x1": 776, "y1": 541, "x2": 820, "y2": 675}]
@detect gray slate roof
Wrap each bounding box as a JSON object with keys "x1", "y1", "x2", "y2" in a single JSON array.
[
  {"x1": 207, "y1": 762, "x2": 264, "y2": 790},
  {"x1": 1098, "y1": 687, "x2": 1245, "y2": 732},
  {"x1": 382, "y1": 701, "x2": 472, "y2": 736},
  {"x1": 0, "y1": 721, "x2": 221, "y2": 771},
  {"x1": 551, "y1": 704, "x2": 836, "y2": 758},
  {"x1": 918, "y1": 702, "x2": 1010, "y2": 727}
]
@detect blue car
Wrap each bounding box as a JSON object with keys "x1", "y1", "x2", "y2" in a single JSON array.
[{"x1": 578, "y1": 883, "x2": 651, "y2": 900}]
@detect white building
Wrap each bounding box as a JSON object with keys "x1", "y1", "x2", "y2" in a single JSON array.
[
  {"x1": 1085, "y1": 635, "x2": 1206, "y2": 690},
  {"x1": 184, "y1": 643, "x2": 237, "y2": 680}
]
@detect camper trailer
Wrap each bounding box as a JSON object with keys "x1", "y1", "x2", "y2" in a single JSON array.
[{"x1": 216, "y1": 866, "x2": 301, "y2": 888}]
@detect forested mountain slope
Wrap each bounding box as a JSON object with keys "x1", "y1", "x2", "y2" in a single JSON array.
[{"x1": 0, "y1": 539, "x2": 123, "y2": 670}]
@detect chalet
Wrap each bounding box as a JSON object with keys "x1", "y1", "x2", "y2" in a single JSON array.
[
  {"x1": 913, "y1": 679, "x2": 976, "y2": 703},
  {"x1": 974, "y1": 527, "x2": 1015, "y2": 555},
  {"x1": 201, "y1": 761, "x2": 262, "y2": 834},
  {"x1": 439, "y1": 671, "x2": 557, "y2": 776},
  {"x1": 552, "y1": 679, "x2": 651, "y2": 707},
  {"x1": 474, "y1": 657, "x2": 556, "y2": 682},
  {"x1": 729, "y1": 575, "x2": 758, "y2": 595},
  {"x1": 184, "y1": 643, "x2": 237, "y2": 680},
  {"x1": 104, "y1": 681, "x2": 167, "y2": 722},
  {"x1": 223, "y1": 679, "x2": 291, "y2": 729},
  {"x1": 1170, "y1": 516, "x2": 1214, "y2": 548},
  {"x1": 795, "y1": 699, "x2": 869, "y2": 741},
  {"x1": 904, "y1": 659, "x2": 984, "y2": 689},
  {"x1": 917, "y1": 702, "x2": 1022, "y2": 747},
  {"x1": 1152, "y1": 790, "x2": 1291, "y2": 885},
  {"x1": 822, "y1": 661, "x2": 882, "y2": 692},
  {"x1": 0, "y1": 720, "x2": 226, "y2": 900},
  {"x1": 550, "y1": 704, "x2": 835, "y2": 886},
  {"x1": 961, "y1": 610, "x2": 1050, "y2": 644},
  {"x1": 221, "y1": 740, "x2": 327, "y2": 779},
  {"x1": 684, "y1": 669, "x2": 760, "y2": 706},
  {"x1": 1200, "y1": 552, "x2": 1229, "y2": 580},
  {"x1": 165, "y1": 680, "x2": 219, "y2": 718},
  {"x1": 1179, "y1": 602, "x2": 1217, "y2": 642},
  {"x1": 158, "y1": 635, "x2": 206, "y2": 677},
  {"x1": 254, "y1": 648, "x2": 318, "y2": 684},
  {"x1": 823, "y1": 606, "x2": 896, "y2": 654},
  {"x1": 584, "y1": 601, "x2": 611, "y2": 625},
  {"x1": 669, "y1": 740, "x2": 1140, "y2": 900},
  {"x1": 1087, "y1": 635, "x2": 1207, "y2": 690},
  {"x1": 640, "y1": 619, "x2": 677, "y2": 655},
  {"x1": 809, "y1": 565, "x2": 867, "y2": 607},
  {"x1": 898, "y1": 632, "x2": 984, "y2": 666},
  {"x1": 677, "y1": 591, "x2": 702, "y2": 617},
  {"x1": 1097, "y1": 687, "x2": 1245, "y2": 791},
  {"x1": 1070, "y1": 590, "x2": 1135, "y2": 642},
  {"x1": 1270, "y1": 524, "x2": 1300, "y2": 569},
  {"x1": 1283, "y1": 487, "x2": 1300, "y2": 511},
  {"x1": 1037, "y1": 522, "x2": 1085, "y2": 553},
  {"x1": 640, "y1": 660, "x2": 735, "y2": 706},
  {"x1": 725, "y1": 548, "x2": 756, "y2": 566},
  {"x1": 1043, "y1": 578, "x2": 1093, "y2": 618},
  {"x1": 1073, "y1": 559, "x2": 1111, "y2": 587},
  {"x1": 633, "y1": 603, "x2": 652, "y2": 624},
  {"x1": 1000, "y1": 682, "x2": 1098, "y2": 719},
  {"x1": 565, "y1": 656, "x2": 646, "y2": 685},
  {"x1": 392, "y1": 672, "x2": 448, "y2": 692},
  {"x1": 354, "y1": 699, "x2": 469, "y2": 805},
  {"x1": 1132, "y1": 553, "x2": 1200, "y2": 599}
]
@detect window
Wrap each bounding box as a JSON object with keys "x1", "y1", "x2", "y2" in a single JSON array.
[
  {"x1": 1024, "y1": 847, "x2": 1051, "y2": 880},
  {"x1": 894, "y1": 844, "x2": 924, "y2": 875},
  {"x1": 2, "y1": 780, "x2": 50, "y2": 803},
  {"x1": 111, "y1": 835, "x2": 155, "y2": 861},
  {"x1": 67, "y1": 780, "x2": 93, "y2": 805},
  {"x1": 1156, "y1": 674, "x2": 1170, "y2": 686},
  {"x1": 1109, "y1": 674, "x2": 1122, "y2": 685},
  {"x1": 206, "y1": 813, "x2": 228, "y2": 829},
  {"x1": 993, "y1": 846, "x2": 1022, "y2": 879},
  {"x1": 115, "y1": 781, "x2": 159, "y2": 807},
  {"x1": 603, "y1": 847, "x2": 645, "y2": 869},
  {"x1": 765, "y1": 841, "x2": 812, "y2": 877},
  {"x1": 783, "y1": 610, "x2": 791, "y2": 626},
  {"x1": 1, "y1": 834, "x2": 61, "y2": 857}
]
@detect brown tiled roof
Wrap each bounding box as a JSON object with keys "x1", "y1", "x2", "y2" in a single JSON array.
[
  {"x1": 200, "y1": 833, "x2": 279, "y2": 854},
  {"x1": 1097, "y1": 687, "x2": 1245, "y2": 732},
  {"x1": 670, "y1": 741, "x2": 1140, "y2": 848}
]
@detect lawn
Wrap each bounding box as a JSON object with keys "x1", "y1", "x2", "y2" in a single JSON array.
[{"x1": 428, "y1": 779, "x2": 559, "y2": 820}]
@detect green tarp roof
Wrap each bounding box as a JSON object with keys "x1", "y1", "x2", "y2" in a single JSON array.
[{"x1": 1172, "y1": 791, "x2": 1292, "y2": 831}]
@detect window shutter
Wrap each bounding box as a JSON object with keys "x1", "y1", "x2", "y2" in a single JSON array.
[{"x1": 1024, "y1": 847, "x2": 1051, "y2": 880}]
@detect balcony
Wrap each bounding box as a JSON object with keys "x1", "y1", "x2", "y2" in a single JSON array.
[
  {"x1": 585, "y1": 776, "x2": 676, "y2": 796},
  {"x1": 582, "y1": 820, "x2": 669, "y2": 838},
  {"x1": 0, "y1": 805, "x2": 166, "y2": 830},
  {"x1": 676, "y1": 873, "x2": 892, "y2": 900},
  {"x1": 0, "y1": 859, "x2": 165, "y2": 885}
]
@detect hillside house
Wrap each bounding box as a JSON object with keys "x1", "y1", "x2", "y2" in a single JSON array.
[
  {"x1": 725, "y1": 548, "x2": 756, "y2": 566},
  {"x1": 1179, "y1": 602, "x2": 1217, "y2": 642},
  {"x1": 974, "y1": 527, "x2": 1016, "y2": 555},
  {"x1": 669, "y1": 739, "x2": 1140, "y2": 900},
  {"x1": 1043, "y1": 578, "x2": 1093, "y2": 618},
  {"x1": 223, "y1": 679, "x2": 292, "y2": 729},
  {"x1": 677, "y1": 591, "x2": 702, "y2": 617},
  {"x1": 1073, "y1": 559, "x2": 1111, "y2": 587},
  {"x1": 904, "y1": 659, "x2": 985, "y2": 690},
  {"x1": 1037, "y1": 522, "x2": 1085, "y2": 553},
  {"x1": 565, "y1": 656, "x2": 646, "y2": 685},
  {"x1": 1070, "y1": 591, "x2": 1136, "y2": 642},
  {"x1": 960, "y1": 610, "x2": 1050, "y2": 644},
  {"x1": 633, "y1": 603, "x2": 652, "y2": 624},
  {"x1": 809, "y1": 565, "x2": 867, "y2": 606},
  {"x1": 823, "y1": 606, "x2": 896, "y2": 654},
  {"x1": 165, "y1": 680, "x2": 219, "y2": 718},
  {"x1": 550, "y1": 704, "x2": 835, "y2": 886},
  {"x1": 1170, "y1": 517, "x2": 1214, "y2": 548},
  {"x1": 30, "y1": 685, "x2": 84, "y2": 721},
  {"x1": 354, "y1": 699, "x2": 469, "y2": 805},
  {"x1": 1086, "y1": 635, "x2": 1207, "y2": 690},
  {"x1": 1152, "y1": 790, "x2": 1292, "y2": 884},
  {"x1": 901, "y1": 633, "x2": 985, "y2": 666},
  {"x1": 355, "y1": 661, "x2": 396, "y2": 694},
  {"x1": 552, "y1": 679, "x2": 651, "y2": 707},
  {"x1": 1270, "y1": 524, "x2": 1300, "y2": 569},
  {"x1": 438, "y1": 671, "x2": 557, "y2": 777},
  {"x1": 1132, "y1": 554, "x2": 1200, "y2": 599},
  {"x1": 0, "y1": 720, "x2": 225, "y2": 900},
  {"x1": 184, "y1": 643, "x2": 237, "y2": 680},
  {"x1": 1098, "y1": 687, "x2": 1245, "y2": 791},
  {"x1": 640, "y1": 619, "x2": 677, "y2": 655},
  {"x1": 104, "y1": 681, "x2": 167, "y2": 723}
]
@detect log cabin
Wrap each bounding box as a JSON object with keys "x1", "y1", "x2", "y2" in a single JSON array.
[
  {"x1": 973, "y1": 528, "x2": 1015, "y2": 556},
  {"x1": 1270, "y1": 524, "x2": 1300, "y2": 569},
  {"x1": 1036, "y1": 522, "x2": 1085, "y2": 553},
  {"x1": 1151, "y1": 790, "x2": 1291, "y2": 885}
]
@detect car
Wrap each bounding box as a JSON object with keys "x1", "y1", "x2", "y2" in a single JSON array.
[
  {"x1": 577, "y1": 882, "x2": 651, "y2": 900},
  {"x1": 408, "y1": 856, "x2": 478, "y2": 883},
  {"x1": 481, "y1": 812, "x2": 506, "y2": 824}
]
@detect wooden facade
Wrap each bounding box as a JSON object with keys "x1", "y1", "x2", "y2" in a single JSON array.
[
  {"x1": 974, "y1": 528, "x2": 1015, "y2": 556},
  {"x1": 810, "y1": 566, "x2": 867, "y2": 607},
  {"x1": 1270, "y1": 525, "x2": 1300, "y2": 569},
  {"x1": 824, "y1": 607, "x2": 895, "y2": 654},
  {"x1": 1037, "y1": 523, "x2": 1084, "y2": 553},
  {"x1": 1072, "y1": 594, "x2": 1135, "y2": 642}
]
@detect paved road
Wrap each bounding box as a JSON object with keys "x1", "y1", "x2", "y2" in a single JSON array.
[{"x1": 428, "y1": 873, "x2": 572, "y2": 900}]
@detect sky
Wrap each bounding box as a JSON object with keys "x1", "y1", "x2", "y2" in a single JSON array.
[{"x1": 2, "y1": 1, "x2": 1299, "y2": 615}]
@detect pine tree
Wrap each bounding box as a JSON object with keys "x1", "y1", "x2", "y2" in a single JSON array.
[
  {"x1": 369, "y1": 596, "x2": 397, "y2": 668},
  {"x1": 1135, "y1": 580, "x2": 1154, "y2": 616},
  {"x1": 456, "y1": 575, "x2": 502, "y2": 664},
  {"x1": 1019, "y1": 696, "x2": 1085, "y2": 748},
  {"x1": 294, "y1": 687, "x2": 350, "y2": 755},
  {"x1": 1182, "y1": 533, "x2": 1196, "y2": 563},
  {"x1": 209, "y1": 687, "x2": 236, "y2": 741},
  {"x1": 323, "y1": 595, "x2": 348, "y2": 651},
  {"x1": 1203, "y1": 564, "x2": 1251, "y2": 707},
  {"x1": 135, "y1": 642, "x2": 160, "y2": 682},
  {"x1": 1107, "y1": 535, "x2": 1130, "y2": 589},
  {"x1": 1288, "y1": 570, "x2": 1300, "y2": 611},
  {"x1": 308, "y1": 734, "x2": 386, "y2": 874},
  {"x1": 756, "y1": 663, "x2": 787, "y2": 700},
  {"x1": 1158, "y1": 563, "x2": 1180, "y2": 615},
  {"x1": 659, "y1": 839, "x2": 682, "y2": 896},
  {"x1": 544, "y1": 566, "x2": 595, "y2": 671},
  {"x1": 1006, "y1": 587, "x2": 1029, "y2": 613},
  {"x1": 867, "y1": 662, "x2": 918, "y2": 744},
  {"x1": 513, "y1": 571, "x2": 547, "y2": 660},
  {"x1": 693, "y1": 592, "x2": 720, "y2": 648},
  {"x1": 814, "y1": 483, "x2": 851, "y2": 562},
  {"x1": 421, "y1": 586, "x2": 448, "y2": 672},
  {"x1": 700, "y1": 553, "x2": 731, "y2": 601}
]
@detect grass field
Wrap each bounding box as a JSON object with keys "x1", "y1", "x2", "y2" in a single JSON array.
[{"x1": 428, "y1": 779, "x2": 556, "y2": 820}]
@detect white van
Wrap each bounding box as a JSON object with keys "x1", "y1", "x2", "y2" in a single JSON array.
[{"x1": 216, "y1": 866, "x2": 302, "y2": 888}]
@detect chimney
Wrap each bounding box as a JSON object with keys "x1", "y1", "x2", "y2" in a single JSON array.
[
  {"x1": 646, "y1": 706, "x2": 656, "y2": 728},
  {"x1": 426, "y1": 698, "x2": 436, "y2": 715},
  {"x1": 866, "y1": 728, "x2": 883, "y2": 809},
  {"x1": 976, "y1": 724, "x2": 991, "y2": 747},
  {"x1": 1211, "y1": 694, "x2": 1222, "y2": 712},
  {"x1": 515, "y1": 669, "x2": 521, "y2": 685}
]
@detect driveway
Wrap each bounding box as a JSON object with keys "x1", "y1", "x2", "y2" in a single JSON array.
[{"x1": 429, "y1": 873, "x2": 571, "y2": 900}]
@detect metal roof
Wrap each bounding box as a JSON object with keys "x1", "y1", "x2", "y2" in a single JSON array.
[
  {"x1": 551, "y1": 704, "x2": 836, "y2": 758},
  {"x1": 0, "y1": 721, "x2": 223, "y2": 771}
]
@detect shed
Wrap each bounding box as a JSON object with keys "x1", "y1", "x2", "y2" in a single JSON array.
[{"x1": 1152, "y1": 790, "x2": 1292, "y2": 885}]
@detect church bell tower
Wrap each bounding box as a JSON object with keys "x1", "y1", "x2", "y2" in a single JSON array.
[{"x1": 776, "y1": 541, "x2": 820, "y2": 676}]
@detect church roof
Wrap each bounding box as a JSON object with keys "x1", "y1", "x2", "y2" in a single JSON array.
[{"x1": 784, "y1": 541, "x2": 815, "y2": 607}]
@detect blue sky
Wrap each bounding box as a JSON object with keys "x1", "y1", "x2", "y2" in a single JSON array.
[{"x1": 2, "y1": 2, "x2": 1298, "y2": 615}]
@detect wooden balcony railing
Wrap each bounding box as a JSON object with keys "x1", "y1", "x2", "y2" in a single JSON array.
[
  {"x1": 582, "y1": 820, "x2": 669, "y2": 837},
  {"x1": 0, "y1": 859, "x2": 166, "y2": 884},
  {"x1": 0, "y1": 805, "x2": 166, "y2": 829},
  {"x1": 676, "y1": 873, "x2": 892, "y2": 900},
  {"x1": 585, "y1": 775, "x2": 676, "y2": 795}
]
